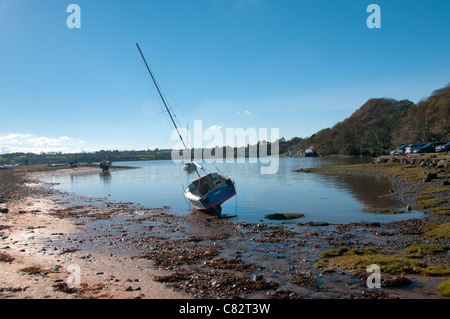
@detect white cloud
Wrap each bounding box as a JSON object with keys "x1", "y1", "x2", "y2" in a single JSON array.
[
  {"x1": 237, "y1": 110, "x2": 252, "y2": 116},
  {"x1": 0, "y1": 133, "x2": 31, "y2": 142},
  {"x1": 209, "y1": 125, "x2": 223, "y2": 129},
  {"x1": 0, "y1": 133, "x2": 84, "y2": 154}
]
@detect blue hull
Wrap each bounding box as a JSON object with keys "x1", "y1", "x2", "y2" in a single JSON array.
[
  {"x1": 99, "y1": 163, "x2": 110, "y2": 171},
  {"x1": 187, "y1": 183, "x2": 236, "y2": 210}
]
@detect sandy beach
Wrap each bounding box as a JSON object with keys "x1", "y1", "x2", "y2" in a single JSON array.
[{"x1": 1, "y1": 161, "x2": 449, "y2": 300}]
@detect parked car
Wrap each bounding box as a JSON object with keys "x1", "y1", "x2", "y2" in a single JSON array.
[
  {"x1": 390, "y1": 144, "x2": 409, "y2": 155},
  {"x1": 414, "y1": 143, "x2": 444, "y2": 154},
  {"x1": 436, "y1": 142, "x2": 450, "y2": 152},
  {"x1": 405, "y1": 144, "x2": 422, "y2": 154}
]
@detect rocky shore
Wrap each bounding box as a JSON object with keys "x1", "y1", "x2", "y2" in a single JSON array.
[{"x1": 0, "y1": 159, "x2": 449, "y2": 299}]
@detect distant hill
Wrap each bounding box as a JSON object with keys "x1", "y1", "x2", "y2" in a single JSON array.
[{"x1": 284, "y1": 84, "x2": 450, "y2": 156}]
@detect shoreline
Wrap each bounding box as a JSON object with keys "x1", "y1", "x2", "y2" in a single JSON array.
[
  {"x1": 0, "y1": 172, "x2": 187, "y2": 299},
  {"x1": 1, "y1": 161, "x2": 449, "y2": 299},
  {"x1": 16, "y1": 164, "x2": 139, "y2": 174}
]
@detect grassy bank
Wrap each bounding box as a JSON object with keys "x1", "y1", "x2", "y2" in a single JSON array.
[
  {"x1": 315, "y1": 244, "x2": 450, "y2": 276},
  {"x1": 295, "y1": 161, "x2": 446, "y2": 182}
]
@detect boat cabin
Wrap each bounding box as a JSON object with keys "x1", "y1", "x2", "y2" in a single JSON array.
[{"x1": 189, "y1": 173, "x2": 230, "y2": 196}]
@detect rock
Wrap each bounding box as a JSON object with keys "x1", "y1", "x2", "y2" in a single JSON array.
[
  {"x1": 307, "y1": 222, "x2": 330, "y2": 227},
  {"x1": 382, "y1": 276, "x2": 412, "y2": 288},
  {"x1": 265, "y1": 213, "x2": 304, "y2": 220},
  {"x1": 437, "y1": 159, "x2": 449, "y2": 170},
  {"x1": 375, "y1": 158, "x2": 388, "y2": 163},
  {"x1": 269, "y1": 289, "x2": 304, "y2": 299},
  {"x1": 423, "y1": 172, "x2": 438, "y2": 182}
]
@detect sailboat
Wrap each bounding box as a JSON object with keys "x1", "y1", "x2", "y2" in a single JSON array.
[
  {"x1": 182, "y1": 162, "x2": 195, "y2": 171},
  {"x1": 99, "y1": 157, "x2": 111, "y2": 172},
  {"x1": 136, "y1": 43, "x2": 236, "y2": 214}
]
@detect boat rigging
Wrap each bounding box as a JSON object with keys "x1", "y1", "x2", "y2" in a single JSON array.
[{"x1": 136, "y1": 43, "x2": 236, "y2": 215}]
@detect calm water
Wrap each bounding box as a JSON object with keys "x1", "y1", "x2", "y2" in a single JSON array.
[{"x1": 42, "y1": 157, "x2": 422, "y2": 224}]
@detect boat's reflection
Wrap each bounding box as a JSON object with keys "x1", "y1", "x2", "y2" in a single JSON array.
[{"x1": 99, "y1": 171, "x2": 111, "y2": 183}]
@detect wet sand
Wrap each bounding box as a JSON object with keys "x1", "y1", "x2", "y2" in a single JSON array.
[
  {"x1": 0, "y1": 162, "x2": 449, "y2": 299},
  {"x1": 0, "y1": 192, "x2": 186, "y2": 299}
]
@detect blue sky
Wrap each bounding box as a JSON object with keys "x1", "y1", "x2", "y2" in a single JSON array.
[{"x1": 0, "y1": 0, "x2": 449, "y2": 154}]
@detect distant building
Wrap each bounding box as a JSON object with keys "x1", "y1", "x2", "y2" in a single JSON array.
[
  {"x1": 305, "y1": 146, "x2": 317, "y2": 157},
  {"x1": 288, "y1": 147, "x2": 295, "y2": 156}
]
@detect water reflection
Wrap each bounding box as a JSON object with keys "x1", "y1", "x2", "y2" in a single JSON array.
[
  {"x1": 182, "y1": 168, "x2": 196, "y2": 175},
  {"x1": 99, "y1": 172, "x2": 111, "y2": 183},
  {"x1": 322, "y1": 174, "x2": 404, "y2": 210}
]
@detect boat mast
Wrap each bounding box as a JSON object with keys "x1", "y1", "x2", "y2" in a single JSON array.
[
  {"x1": 136, "y1": 43, "x2": 188, "y2": 150},
  {"x1": 136, "y1": 43, "x2": 202, "y2": 179}
]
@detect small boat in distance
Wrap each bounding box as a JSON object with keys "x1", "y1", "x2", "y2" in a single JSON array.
[
  {"x1": 99, "y1": 157, "x2": 111, "y2": 172},
  {"x1": 69, "y1": 160, "x2": 80, "y2": 168},
  {"x1": 182, "y1": 162, "x2": 195, "y2": 171},
  {"x1": 136, "y1": 43, "x2": 236, "y2": 215}
]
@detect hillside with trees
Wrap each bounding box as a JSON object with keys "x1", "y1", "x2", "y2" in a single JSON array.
[{"x1": 282, "y1": 84, "x2": 450, "y2": 156}]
